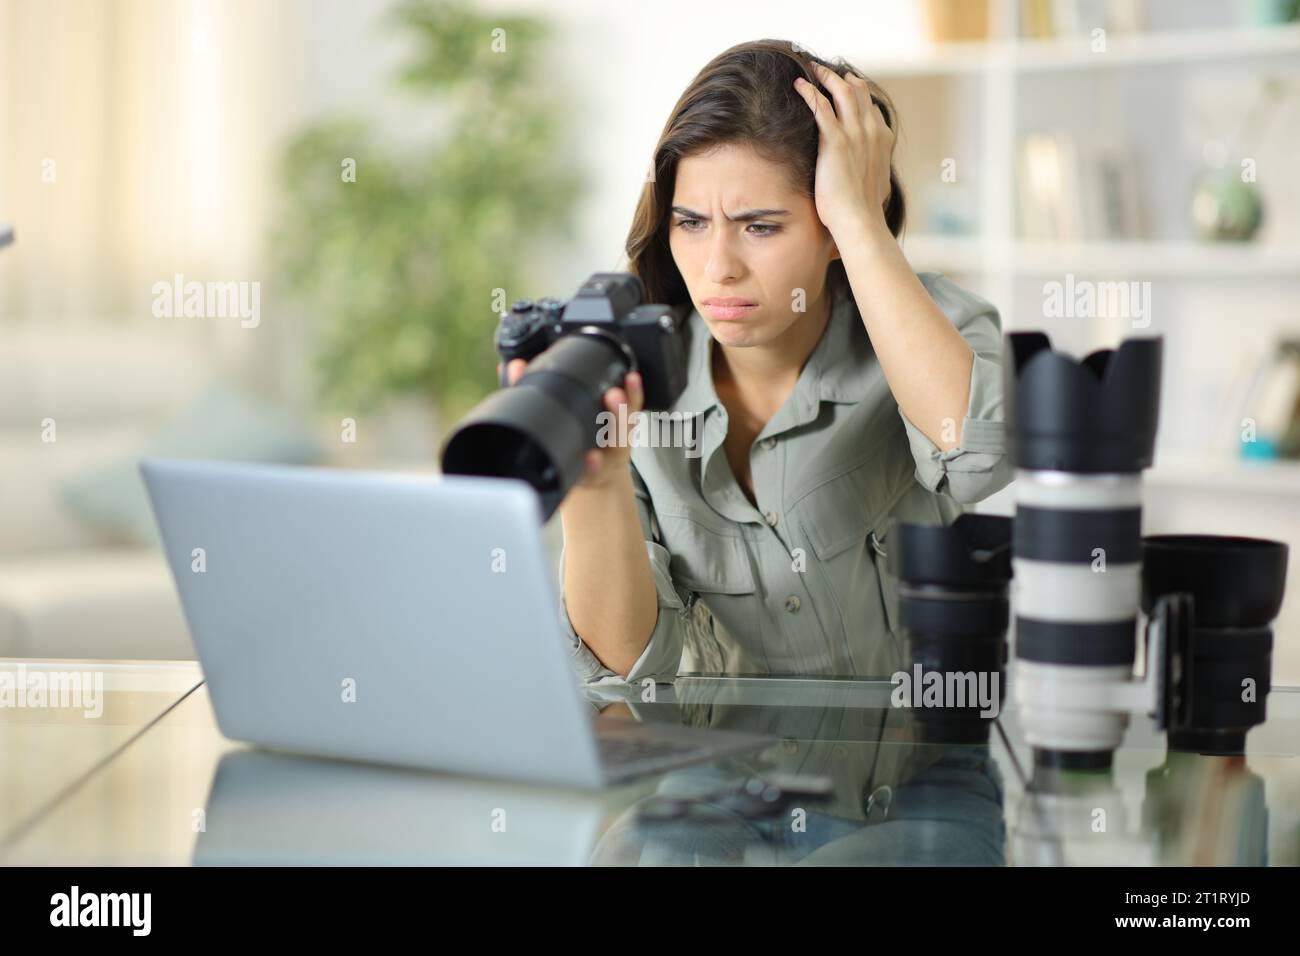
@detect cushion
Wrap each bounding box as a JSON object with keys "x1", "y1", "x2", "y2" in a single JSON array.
[{"x1": 59, "y1": 383, "x2": 324, "y2": 547}]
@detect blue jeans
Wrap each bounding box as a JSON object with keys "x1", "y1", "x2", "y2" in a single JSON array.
[{"x1": 589, "y1": 745, "x2": 1006, "y2": 866}]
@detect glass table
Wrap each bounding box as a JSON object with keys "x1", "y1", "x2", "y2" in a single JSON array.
[
  {"x1": 0, "y1": 660, "x2": 204, "y2": 850},
  {"x1": 2, "y1": 660, "x2": 1296, "y2": 866}
]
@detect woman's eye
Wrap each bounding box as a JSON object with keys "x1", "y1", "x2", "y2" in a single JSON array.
[{"x1": 674, "y1": 219, "x2": 778, "y2": 237}]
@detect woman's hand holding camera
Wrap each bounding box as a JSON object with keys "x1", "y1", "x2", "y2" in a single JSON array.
[{"x1": 496, "y1": 358, "x2": 645, "y2": 493}]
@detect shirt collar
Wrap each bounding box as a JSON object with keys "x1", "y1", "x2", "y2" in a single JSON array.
[{"x1": 671, "y1": 279, "x2": 872, "y2": 422}]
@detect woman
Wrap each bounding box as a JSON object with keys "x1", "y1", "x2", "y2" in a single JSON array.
[{"x1": 506, "y1": 40, "x2": 1013, "y2": 684}]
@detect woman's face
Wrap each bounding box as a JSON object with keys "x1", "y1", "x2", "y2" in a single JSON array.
[{"x1": 668, "y1": 142, "x2": 839, "y2": 350}]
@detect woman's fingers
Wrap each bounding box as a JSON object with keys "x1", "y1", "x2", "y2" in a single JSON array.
[
  {"x1": 862, "y1": 97, "x2": 894, "y2": 151},
  {"x1": 604, "y1": 386, "x2": 626, "y2": 415},
  {"x1": 794, "y1": 75, "x2": 835, "y2": 133},
  {"x1": 497, "y1": 364, "x2": 644, "y2": 473},
  {"x1": 808, "y1": 63, "x2": 860, "y2": 136},
  {"x1": 626, "y1": 371, "x2": 644, "y2": 414},
  {"x1": 605, "y1": 371, "x2": 646, "y2": 416},
  {"x1": 496, "y1": 359, "x2": 527, "y2": 385}
]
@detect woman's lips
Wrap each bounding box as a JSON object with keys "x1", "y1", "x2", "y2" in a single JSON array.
[{"x1": 703, "y1": 303, "x2": 758, "y2": 321}]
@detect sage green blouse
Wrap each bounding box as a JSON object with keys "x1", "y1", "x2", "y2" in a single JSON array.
[{"x1": 558, "y1": 272, "x2": 1013, "y2": 686}]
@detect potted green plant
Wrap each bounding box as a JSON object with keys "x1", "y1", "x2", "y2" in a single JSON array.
[{"x1": 272, "y1": 0, "x2": 583, "y2": 444}]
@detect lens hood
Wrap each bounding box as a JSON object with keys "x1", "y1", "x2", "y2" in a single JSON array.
[{"x1": 1005, "y1": 332, "x2": 1162, "y2": 473}]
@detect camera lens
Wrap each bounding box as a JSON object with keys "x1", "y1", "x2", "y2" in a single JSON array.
[
  {"x1": 1142, "y1": 534, "x2": 1288, "y2": 755},
  {"x1": 1006, "y1": 333, "x2": 1163, "y2": 769},
  {"x1": 441, "y1": 273, "x2": 665, "y2": 520},
  {"x1": 441, "y1": 273, "x2": 689, "y2": 519},
  {"x1": 891, "y1": 514, "x2": 1013, "y2": 744},
  {"x1": 441, "y1": 331, "x2": 633, "y2": 519}
]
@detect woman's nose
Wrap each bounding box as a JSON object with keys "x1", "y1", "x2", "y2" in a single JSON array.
[{"x1": 704, "y1": 230, "x2": 742, "y2": 283}]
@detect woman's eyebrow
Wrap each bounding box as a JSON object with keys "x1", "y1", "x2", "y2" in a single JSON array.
[{"x1": 670, "y1": 205, "x2": 790, "y2": 222}]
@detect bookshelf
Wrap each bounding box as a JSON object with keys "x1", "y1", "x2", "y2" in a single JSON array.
[
  {"x1": 889, "y1": 0, "x2": 1300, "y2": 299},
  {"x1": 870, "y1": 22, "x2": 1300, "y2": 77},
  {"x1": 902, "y1": 235, "x2": 1300, "y2": 278},
  {"x1": 907, "y1": 2, "x2": 1300, "y2": 687},
  {"x1": 1146, "y1": 455, "x2": 1300, "y2": 497},
  {"x1": 879, "y1": 0, "x2": 1300, "y2": 495}
]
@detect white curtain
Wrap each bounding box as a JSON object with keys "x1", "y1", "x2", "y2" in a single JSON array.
[{"x1": 0, "y1": 0, "x2": 292, "y2": 333}]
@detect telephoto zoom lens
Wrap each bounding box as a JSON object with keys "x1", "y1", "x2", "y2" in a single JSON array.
[
  {"x1": 889, "y1": 514, "x2": 1013, "y2": 744},
  {"x1": 1142, "y1": 534, "x2": 1288, "y2": 756},
  {"x1": 441, "y1": 273, "x2": 689, "y2": 520},
  {"x1": 1005, "y1": 332, "x2": 1162, "y2": 770},
  {"x1": 442, "y1": 332, "x2": 635, "y2": 518}
]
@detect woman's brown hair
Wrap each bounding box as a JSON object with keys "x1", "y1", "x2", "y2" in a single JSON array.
[{"x1": 623, "y1": 39, "x2": 905, "y2": 308}]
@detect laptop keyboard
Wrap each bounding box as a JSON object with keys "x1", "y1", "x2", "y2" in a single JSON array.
[{"x1": 597, "y1": 733, "x2": 705, "y2": 767}]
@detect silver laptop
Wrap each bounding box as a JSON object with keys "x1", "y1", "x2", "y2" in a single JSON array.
[
  {"x1": 193, "y1": 749, "x2": 608, "y2": 865},
  {"x1": 140, "y1": 458, "x2": 771, "y2": 789}
]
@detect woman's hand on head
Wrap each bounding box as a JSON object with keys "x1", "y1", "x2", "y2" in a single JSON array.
[
  {"x1": 496, "y1": 359, "x2": 644, "y2": 493},
  {"x1": 793, "y1": 62, "x2": 894, "y2": 240}
]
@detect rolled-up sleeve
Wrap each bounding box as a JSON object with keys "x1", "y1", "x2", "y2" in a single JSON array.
[
  {"x1": 898, "y1": 273, "x2": 1014, "y2": 505},
  {"x1": 556, "y1": 462, "x2": 693, "y2": 687}
]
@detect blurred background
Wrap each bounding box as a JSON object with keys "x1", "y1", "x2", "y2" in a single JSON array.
[{"x1": 1, "y1": 0, "x2": 1298, "y2": 680}]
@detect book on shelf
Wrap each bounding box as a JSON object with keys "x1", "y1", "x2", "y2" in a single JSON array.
[
  {"x1": 1237, "y1": 339, "x2": 1300, "y2": 460},
  {"x1": 1021, "y1": 0, "x2": 1056, "y2": 39},
  {"x1": 1020, "y1": 0, "x2": 1146, "y2": 40},
  {"x1": 1017, "y1": 131, "x2": 1144, "y2": 240},
  {"x1": 924, "y1": 0, "x2": 990, "y2": 43}
]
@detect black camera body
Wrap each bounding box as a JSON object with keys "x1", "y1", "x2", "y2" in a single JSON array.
[
  {"x1": 494, "y1": 272, "x2": 690, "y2": 410},
  {"x1": 442, "y1": 272, "x2": 692, "y2": 519}
]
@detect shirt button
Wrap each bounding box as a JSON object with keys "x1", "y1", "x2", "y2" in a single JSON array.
[
  {"x1": 765, "y1": 510, "x2": 779, "y2": 527},
  {"x1": 784, "y1": 595, "x2": 801, "y2": 613},
  {"x1": 760, "y1": 438, "x2": 776, "y2": 451}
]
